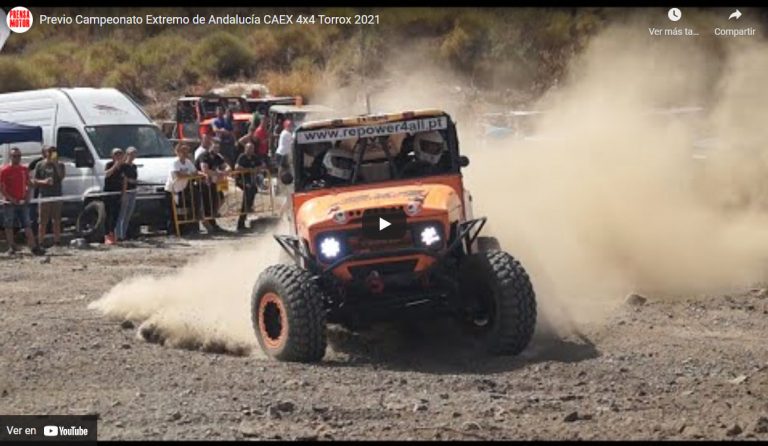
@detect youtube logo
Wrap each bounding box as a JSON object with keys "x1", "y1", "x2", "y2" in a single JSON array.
[{"x1": 362, "y1": 209, "x2": 406, "y2": 240}]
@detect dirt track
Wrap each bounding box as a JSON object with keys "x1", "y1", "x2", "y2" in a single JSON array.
[{"x1": 1, "y1": 228, "x2": 767, "y2": 441}]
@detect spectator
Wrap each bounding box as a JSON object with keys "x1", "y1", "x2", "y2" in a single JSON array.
[
  {"x1": 239, "y1": 115, "x2": 270, "y2": 169},
  {"x1": 275, "y1": 119, "x2": 294, "y2": 172},
  {"x1": 248, "y1": 111, "x2": 263, "y2": 135},
  {"x1": 33, "y1": 145, "x2": 65, "y2": 247},
  {"x1": 212, "y1": 106, "x2": 236, "y2": 168},
  {"x1": 235, "y1": 142, "x2": 264, "y2": 231},
  {"x1": 103, "y1": 148, "x2": 125, "y2": 245},
  {"x1": 195, "y1": 133, "x2": 213, "y2": 162},
  {"x1": 195, "y1": 139, "x2": 230, "y2": 234},
  {"x1": 115, "y1": 146, "x2": 138, "y2": 242},
  {"x1": 1, "y1": 147, "x2": 45, "y2": 256},
  {"x1": 28, "y1": 151, "x2": 44, "y2": 235},
  {"x1": 164, "y1": 143, "x2": 199, "y2": 235}
]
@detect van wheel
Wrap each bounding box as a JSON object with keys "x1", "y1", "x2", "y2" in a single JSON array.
[{"x1": 76, "y1": 201, "x2": 106, "y2": 243}]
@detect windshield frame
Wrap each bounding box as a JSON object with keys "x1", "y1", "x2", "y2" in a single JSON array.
[
  {"x1": 84, "y1": 124, "x2": 174, "y2": 159},
  {"x1": 292, "y1": 113, "x2": 462, "y2": 193}
]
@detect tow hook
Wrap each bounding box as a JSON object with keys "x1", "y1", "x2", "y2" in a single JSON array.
[{"x1": 366, "y1": 271, "x2": 385, "y2": 294}]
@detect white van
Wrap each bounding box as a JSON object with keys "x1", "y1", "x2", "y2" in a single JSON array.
[{"x1": 0, "y1": 87, "x2": 176, "y2": 240}]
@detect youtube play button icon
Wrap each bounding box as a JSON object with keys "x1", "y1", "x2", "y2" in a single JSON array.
[{"x1": 362, "y1": 209, "x2": 406, "y2": 240}]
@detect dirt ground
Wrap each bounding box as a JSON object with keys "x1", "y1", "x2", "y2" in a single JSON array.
[{"x1": 1, "y1": 222, "x2": 767, "y2": 441}]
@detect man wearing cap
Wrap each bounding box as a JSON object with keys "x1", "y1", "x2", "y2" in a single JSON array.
[
  {"x1": 33, "y1": 145, "x2": 66, "y2": 247},
  {"x1": 115, "y1": 146, "x2": 139, "y2": 242}
]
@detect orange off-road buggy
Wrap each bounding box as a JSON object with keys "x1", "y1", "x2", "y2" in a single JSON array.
[{"x1": 251, "y1": 109, "x2": 537, "y2": 362}]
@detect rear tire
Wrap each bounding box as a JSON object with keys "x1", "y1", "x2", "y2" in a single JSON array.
[
  {"x1": 76, "y1": 201, "x2": 106, "y2": 243},
  {"x1": 459, "y1": 250, "x2": 536, "y2": 355},
  {"x1": 251, "y1": 264, "x2": 327, "y2": 362}
]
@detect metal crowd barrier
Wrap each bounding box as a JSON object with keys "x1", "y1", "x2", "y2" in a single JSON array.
[{"x1": 169, "y1": 167, "x2": 277, "y2": 237}]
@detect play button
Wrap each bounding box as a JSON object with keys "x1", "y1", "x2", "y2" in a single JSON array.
[{"x1": 362, "y1": 209, "x2": 406, "y2": 240}]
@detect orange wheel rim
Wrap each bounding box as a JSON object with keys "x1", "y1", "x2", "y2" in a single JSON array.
[{"x1": 258, "y1": 292, "x2": 288, "y2": 350}]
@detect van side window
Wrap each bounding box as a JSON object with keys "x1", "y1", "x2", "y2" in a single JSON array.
[{"x1": 56, "y1": 127, "x2": 87, "y2": 160}]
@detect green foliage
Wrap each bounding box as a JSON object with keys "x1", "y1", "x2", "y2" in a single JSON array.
[
  {"x1": 0, "y1": 58, "x2": 41, "y2": 93},
  {"x1": 0, "y1": 8, "x2": 637, "y2": 107},
  {"x1": 191, "y1": 31, "x2": 254, "y2": 79}
]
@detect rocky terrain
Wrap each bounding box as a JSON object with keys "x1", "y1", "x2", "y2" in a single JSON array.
[{"x1": 1, "y1": 228, "x2": 767, "y2": 440}]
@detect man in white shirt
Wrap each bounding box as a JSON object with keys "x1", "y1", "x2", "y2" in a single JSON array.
[
  {"x1": 275, "y1": 119, "x2": 294, "y2": 170},
  {"x1": 194, "y1": 133, "x2": 213, "y2": 162},
  {"x1": 165, "y1": 144, "x2": 200, "y2": 236}
]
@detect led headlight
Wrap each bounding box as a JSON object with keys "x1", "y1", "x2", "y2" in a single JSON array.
[
  {"x1": 319, "y1": 236, "x2": 341, "y2": 260},
  {"x1": 419, "y1": 225, "x2": 442, "y2": 247}
]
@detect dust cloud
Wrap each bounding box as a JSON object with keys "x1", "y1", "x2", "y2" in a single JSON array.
[
  {"x1": 465, "y1": 25, "x2": 768, "y2": 328},
  {"x1": 91, "y1": 20, "x2": 768, "y2": 353},
  {"x1": 320, "y1": 22, "x2": 768, "y2": 331},
  {"x1": 88, "y1": 221, "x2": 289, "y2": 357}
]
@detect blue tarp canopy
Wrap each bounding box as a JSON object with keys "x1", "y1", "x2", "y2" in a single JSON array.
[{"x1": 0, "y1": 120, "x2": 43, "y2": 145}]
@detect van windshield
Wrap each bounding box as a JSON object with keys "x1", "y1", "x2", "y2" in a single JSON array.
[{"x1": 84, "y1": 125, "x2": 174, "y2": 159}]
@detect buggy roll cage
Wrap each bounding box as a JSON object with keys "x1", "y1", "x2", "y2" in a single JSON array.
[{"x1": 292, "y1": 112, "x2": 463, "y2": 193}]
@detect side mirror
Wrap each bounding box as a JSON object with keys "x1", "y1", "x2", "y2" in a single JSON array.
[
  {"x1": 280, "y1": 172, "x2": 294, "y2": 185},
  {"x1": 74, "y1": 147, "x2": 94, "y2": 168},
  {"x1": 459, "y1": 155, "x2": 470, "y2": 168}
]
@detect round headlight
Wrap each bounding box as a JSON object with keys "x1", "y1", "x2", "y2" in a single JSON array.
[
  {"x1": 319, "y1": 236, "x2": 341, "y2": 259},
  {"x1": 420, "y1": 226, "x2": 441, "y2": 247}
]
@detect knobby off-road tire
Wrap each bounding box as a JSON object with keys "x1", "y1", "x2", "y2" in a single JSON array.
[
  {"x1": 251, "y1": 264, "x2": 327, "y2": 362},
  {"x1": 459, "y1": 250, "x2": 536, "y2": 355},
  {"x1": 477, "y1": 236, "x2": 501, "y2": 252}
]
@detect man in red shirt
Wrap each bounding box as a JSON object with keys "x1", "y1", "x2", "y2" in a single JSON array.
[
  {"x1": 1, "y1": 147, "x2": 45, "y2": 256},
  {"x1": 239, "y1": 115, "x2": 270, "y2": 162}
]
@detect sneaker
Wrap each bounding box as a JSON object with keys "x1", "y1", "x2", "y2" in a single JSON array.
[
  {"x1": 5, "y1": 247, "x2": 17, "y2": 256},
  {"x1": 31, "y1": 246, "x2": 46, "y2": 256},
  {"x1": 104, "y1": 233, "x2": 116, "y2": 245}
]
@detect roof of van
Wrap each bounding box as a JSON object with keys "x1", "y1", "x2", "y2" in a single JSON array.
[
  {"x1": 0, "y1": 87, "x2": 153, "y2": 127},
  {"x1": 60, "y1": 88, "x2": 152, "y2": 126}
]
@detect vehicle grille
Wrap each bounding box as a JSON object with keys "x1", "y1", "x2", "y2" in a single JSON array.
[
  {"x1": 344, "y1": 227, "x2": 415, "y2": 253},
  {"x1": 348, "y1": 259, "x2": 419, "y2": 280}
]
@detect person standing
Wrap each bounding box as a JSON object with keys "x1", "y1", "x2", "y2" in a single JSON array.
[
  {"x1": 115, "y1": 146, "x2": 138, "y2": 242},
  {"x1": 103, "y1": 148, "x2": 125, "y2": 245},
  {"x1": 195, "y1": 133, "x2": 213, "y2": 162},
  {"x1": 1, "y1": 147, "x2": 45, "y2": 256},
  {"x1": 239, "y1": 116, "x2": 270, "y2": 169},
  {"x1": 164, "y1": 143, "x2": 199, "y2": 236},
  {"x1": 33, "y1": 145, "x2": 65, "y2": 247},
  {"x1": 235, "y1": 142, "x2": 264, "y2": 231},
  {"x1": 195, "y1": 140, "x2": 230, "y2": 233},
  {"x1": 275, "y1": 119, "x2": 294, "y2": 173},
  {"x1": 212, "y1": 106, "x2": 236, "y2": 168}
]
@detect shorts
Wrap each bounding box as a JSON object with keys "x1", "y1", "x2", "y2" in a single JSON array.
[
  {"x1": 3, "y1": 203, "x2": 31, "y2": 229},
  {"x1": 39, "y1": 201, "x2": 63, "y2": 225}
]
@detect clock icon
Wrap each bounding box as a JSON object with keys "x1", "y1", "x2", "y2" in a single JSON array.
[{"x1": 668, "y1": 8, "x2": 682, "y2": 22}]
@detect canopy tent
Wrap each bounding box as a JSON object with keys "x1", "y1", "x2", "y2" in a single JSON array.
[{"x1": 0, "y1": 120, "x2": 43, "y2": 144}]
